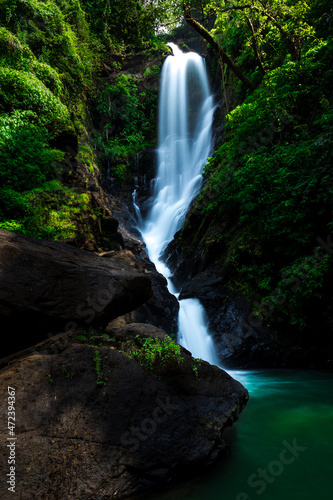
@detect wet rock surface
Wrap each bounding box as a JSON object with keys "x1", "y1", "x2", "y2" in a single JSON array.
[
  {"x1": 179, "y1": 265, "x2": 279, "y2": 369},
  {"x1": 0, "y1": 229, "x2": 152, "y2": 356},
  {"x1": 0, "y1": 325, "x2": 248, "y2": 500},
  {"x1": 178, "y1": 265, "x2": 332, "y2": 369},
  {"x1": 106, "y1": 194, "x2": 179, "y2": 337}
]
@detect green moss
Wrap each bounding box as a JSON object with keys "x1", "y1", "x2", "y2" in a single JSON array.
[
  {"x1": 0, "y1": 68, "x2": 70, "y2": 132},
  {"x1": 1, "y1": 183, "x2": 98, "y2": 242},
  {"x1": 77, "y1": 143, "x2": 97, "y2": 174},
  {"x1": 0, "y1": 27, "x2": 63, "y2": 95}
]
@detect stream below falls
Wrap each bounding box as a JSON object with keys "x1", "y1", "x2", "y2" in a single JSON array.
[{"x1": 133, "y1": 44, "x2": 333, "y2": 499}]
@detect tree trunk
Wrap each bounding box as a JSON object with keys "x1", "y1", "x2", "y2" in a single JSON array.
[
  {"x1": 183, "y1": 4, "x2": 256, "y2": 92},
  {"x1": 246, "y1": 17, "x2": 266, "y2": 75}
]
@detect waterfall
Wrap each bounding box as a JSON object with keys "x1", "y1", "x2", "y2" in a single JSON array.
[
  {"x1": 178, "y1": 299, "x2": 219, "y2": 364},
  {"x1": 140, "y1": 43, "x2": 218, "y2": 366}
]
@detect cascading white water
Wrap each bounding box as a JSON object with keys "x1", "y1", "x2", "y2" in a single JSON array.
[
  {"x1": 178, "y1": 299, "x2": 219, "y2": 364},
  {"x1": 140, "y1": 43, "x2": 218, "y2": 365}
]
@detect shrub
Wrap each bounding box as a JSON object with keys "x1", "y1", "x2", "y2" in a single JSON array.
[
  {"x1": 121, "y1": 335, "x2": 183, "y2": 371},
  {"x1": 0, "y1": 68, "x2": 70, "y2": 132},
  {"x1": 0, "y1": 110, "x2": 64, "y2": 192},
  {"x1": 0, "y1": 27, "x2": 62, "y2": 95}
]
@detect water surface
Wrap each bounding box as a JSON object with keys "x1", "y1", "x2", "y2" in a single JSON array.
[{"x1": 132, "y1": 370, "x2": 333, "y2": 500}]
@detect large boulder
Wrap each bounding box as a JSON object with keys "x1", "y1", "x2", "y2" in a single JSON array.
[
  {"x1": 0, "y1": 230, "x2": 152, "y2": 355},
  {"x1": 0, "y1": 324, "x2": 248, "y2": 499}
]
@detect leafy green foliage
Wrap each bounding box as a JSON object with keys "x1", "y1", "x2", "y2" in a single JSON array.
[
  {"x1": 121, "y1": 335, "x2": 184, "y2": 371},
  {"x1": 0, "y1": 0, "x2": 99, "y2": 98},
  {"x1": 0, "y1": 27, "x2": 62, "y2": 95},
  {"x1": 195, "y1": 36, "x2": 333, "y2": 337},
  {"x1": 94, "y1": 74, "x2": 158, "y2": 183},
  {"x1": 0, "y1": 111, "x2": 64, "y2": 189},
  {"x1": 205, "y1": 0, "x2": 314, "y2": 64},
  {"x1": 0, "y1": 1, "x2": 127, "y2": 241},
  {"x1": 80, "y1": 0, "x2": 180, "y2": 50},
  {"x1": 0, "y1": 68, "x2": 70, "y2": 131},
  {"x1": 0, "y1": 110, "x2": 66, "y2": 232},
  {"x1": 192, "y1": 358, "x2": 203, "y2": 378},
  {"x1": 93, "y1": 348, "x2": 109, "y2": 385},
  {"x1": 74, "y1": 329, "x2": 184, "y2": 380},
  {"x1": 0, "y1": 0, "x2": 168, "y2": 244}
]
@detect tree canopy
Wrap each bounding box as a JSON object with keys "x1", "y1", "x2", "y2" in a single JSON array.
[{"x1": 0, "y1": 0, "x2": 332, "y2": 340}]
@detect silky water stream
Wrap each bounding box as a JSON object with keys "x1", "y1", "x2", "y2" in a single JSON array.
[
  {"x1": 134, "y1": 44, "x2": 333, "y2": 500},
  {"x1": 140, "y1": 42, "x2": 218, "y2": 365}
]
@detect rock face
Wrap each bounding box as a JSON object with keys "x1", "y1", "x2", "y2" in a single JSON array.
[
  {"x1": 179, "y1": 266, "x2": 278, "y2": 369},
  {"x1": 0, "y1": 325, "x2": 248, "y2": 500},
  {"x1": 106, "y1": 194, "x2": 180, "y2": 336},
  {"x1": 0, "y1": 230, "x2": 152, "y2": 356},
  {"x1": 163, "y1": 206, "x2": 284, "y2": 369},
  {"x1": 174, "y1": 261, "x2": 330, "y2": 369}
]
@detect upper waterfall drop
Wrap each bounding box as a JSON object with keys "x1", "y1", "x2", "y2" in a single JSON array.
[{"x1": 141, "y1": 43, "x2": 215, "y2": 273}]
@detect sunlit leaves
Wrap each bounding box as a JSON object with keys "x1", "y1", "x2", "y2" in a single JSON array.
[
  {"x1": 189, "y1": 0, "x2": 316, "y2": 72},
  {"x1": 0, "y1": 27, "x2": 63, "y2": 95},
  {"x1": 0, "y1": 68, "x2": 70, "y2": 132},
  {"x1": 0, "y1": 110, "x2": 64, "y2": 192},
  {"x1": 197, "y1": 35, "x2": 333, "y2": 333}
]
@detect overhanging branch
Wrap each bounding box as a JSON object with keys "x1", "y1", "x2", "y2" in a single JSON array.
[{"x1": 183, "y1": 4, "x2": 256, "y2": 91}]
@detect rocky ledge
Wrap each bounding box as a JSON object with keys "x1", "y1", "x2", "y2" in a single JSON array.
[
  {"x1": 178, "y1": 265, "x2": 331, "y2": 370},
  {"x1": 179, "y1": 265, "x2": 278, "y2": 369},
  {"x1": 0, "y1": 324, "x2": 248, "y2": 500},
  {"x1": 0, "y1": 229, "x2": 152, "y2": 356}
]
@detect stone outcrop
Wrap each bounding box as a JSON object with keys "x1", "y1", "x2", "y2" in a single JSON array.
[
  {"x1": 175, "y1": 264, "x2": 330, "y2": 369},
  {"x1": 0, "y1": 324, "x2": 248, "y2": 500},
  {"x1": 179, "y1": 266, "x2": 278, "y2": 369},
  {"x1": 105, "y1": 194, "x2": 180, "y2": 336},
  {"x1": 0, "y1": 229, "x2": 152, "y2": 356}
]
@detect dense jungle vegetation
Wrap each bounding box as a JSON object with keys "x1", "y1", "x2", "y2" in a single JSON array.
[
  {"x1": 0, "y1": 0, "x2": 332, "y2": 340},
  {"x1": 176, "y1": 0, "x2": 333, "y2": 342},
  {"x1": 0, "y1": 0, "x2": 169, "y2": 241}
]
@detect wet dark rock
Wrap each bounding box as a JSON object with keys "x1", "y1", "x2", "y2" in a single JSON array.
[
  {"x1": 179, "y1": 265, "x2": 280, "y2": 369},
  {"x1": 0, "y1": 229, "x2": 152, "y2": 356},
  {"x1": 177, "y1": 265, "x2": 333, "y2": 369},
  {"x1": 106, "y1": 194, "x2": 180, "y2": 337},
  {"x1": 50, "y1": 130, "x2": 78, "y2": 155},
  {"x1": 0, "y1": 325, "x2": 248, "y2": 500}
]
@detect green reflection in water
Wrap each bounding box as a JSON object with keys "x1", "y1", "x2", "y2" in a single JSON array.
[{"x1": 130, "y1": 370, "x2": 333, "y2": 500}]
